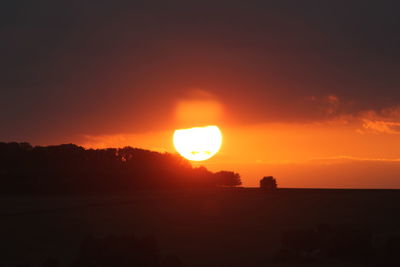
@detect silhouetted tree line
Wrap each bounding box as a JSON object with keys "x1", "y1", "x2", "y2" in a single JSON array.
[
  {"x1": 17, "y1": 234, "x2": 182, "y2": 267},
  {"x1": 0, "y1": 142, "x2": 241, "y2": 194},
  {"x1": 260, "y1": 176, "x2": 277, "y2": 191}
]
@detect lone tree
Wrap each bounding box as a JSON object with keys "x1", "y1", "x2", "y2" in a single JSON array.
[{"x1": 260, "y1": 176, "x2": 277, "y2": 191}]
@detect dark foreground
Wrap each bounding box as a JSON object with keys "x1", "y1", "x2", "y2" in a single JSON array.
[{"x1": 2, "y1": 188, "x2": 400, "y2": 267}]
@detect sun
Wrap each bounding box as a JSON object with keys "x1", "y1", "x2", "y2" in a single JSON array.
[{"x1": 173, "y1": 125, "x2": 222, "y2": 161}]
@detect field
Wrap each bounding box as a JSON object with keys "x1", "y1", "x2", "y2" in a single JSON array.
[{"x1": 2, "y1": 188, "x2": 400, "y2": 266}]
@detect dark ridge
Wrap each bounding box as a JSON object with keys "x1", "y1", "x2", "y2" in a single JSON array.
[{"x1": 0, "y1": 142, "x2": 241, "y2": 195}]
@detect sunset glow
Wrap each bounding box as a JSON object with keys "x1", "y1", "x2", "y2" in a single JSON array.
[
  {"x1": 4, "y1": 1, "x2": 400, "y2": 189},
  {"x1": 4, "y1": 3, "x2": 400, "y2": 266},
  {"x1": 173, "y1": 126, "x2": 222, "y2": 161}
]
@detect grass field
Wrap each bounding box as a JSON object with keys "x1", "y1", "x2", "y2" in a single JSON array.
[{"x1": 2, "y1": 188, "x2": 400, "y2": 266}]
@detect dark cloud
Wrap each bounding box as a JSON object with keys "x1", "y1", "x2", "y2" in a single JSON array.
[{"x1": 1, "y1": 0, "x2": 400, "y2": 143}]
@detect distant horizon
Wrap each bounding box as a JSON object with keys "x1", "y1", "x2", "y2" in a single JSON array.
[{"x1": 3, "y1": 141, "x2": 400, "y2": 190}]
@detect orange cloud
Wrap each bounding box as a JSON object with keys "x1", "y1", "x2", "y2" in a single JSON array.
[
  {"x1": 308, "y1": 155, "x2": 400, "y2": 164},
  {"x1": 358, "y1": 106, "x2": 400, "y2": 134},
  {"x1": 362, "y1": 120, "x2": 400, "y2": 134}
]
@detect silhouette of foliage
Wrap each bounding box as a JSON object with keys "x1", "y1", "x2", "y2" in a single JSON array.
[
  {"x1": 276, "y1": 225, "x2": 400, "y2": 266},
  {"x1": 260, "y1": 176, "x2": 277, "y2": 191},
  {"x1": 275, "y1": 224, "x2": 375, "y2": 264},
  {"x1": 71, "y1": 234, "x2": 181, "y2": 267},
  {"x1": 0, "y1": 142, "x2": 241, "y2": 194},
  {"x1": 214, "y1": 171, "x2": 242, "y2": 187},
  {"x1": 16, "y1": 235, "x2": 182, "y2": 267}
]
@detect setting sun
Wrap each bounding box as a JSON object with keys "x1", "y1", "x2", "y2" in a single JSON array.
[{"x1": 173, "y1": 125, "x2": 222, "y2": 161}]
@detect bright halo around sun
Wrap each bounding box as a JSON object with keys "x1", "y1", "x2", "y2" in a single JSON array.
[{"x1": 173, "y1": 125, "x2": 222, "y2": 161}]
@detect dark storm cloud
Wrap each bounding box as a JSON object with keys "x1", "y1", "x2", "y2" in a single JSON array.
[{"x1": 1, "y1": 0, "x2": 400, "y2": 143}]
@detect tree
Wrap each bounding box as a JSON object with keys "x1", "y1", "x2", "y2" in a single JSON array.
[
  {"x1": 0, "y1": 142, "x2": 243, "y2": 194},
  {"x1": 214, "y1": 171, "x2": 242, "y2": 187},
  {"x1": 260, "y1": 176, "x2": 277, "y2": 191}
]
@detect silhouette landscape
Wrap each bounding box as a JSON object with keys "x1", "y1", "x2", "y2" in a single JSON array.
[
  {"x1": 0, "y1": 142, "x2": 240, "y2": 194},
  {"x1": 2, "y1": 142, "x2": 400, "y2": 266},
  {"x1": 2, "y1": 1, "x2": 400, "y2": 266}
]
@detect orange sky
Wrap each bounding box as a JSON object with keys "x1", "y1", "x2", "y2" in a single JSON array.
[
  {"x1": 2, "y1": 2, "x2": 400, "y2": 188},
  {"x1": 78, "y1": 93, "x2": 400, "y2": 188}
]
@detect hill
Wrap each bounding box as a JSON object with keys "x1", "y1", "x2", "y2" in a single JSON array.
[{"x1": 0, "y1": 142, "x2": 241, "y2": 194}]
